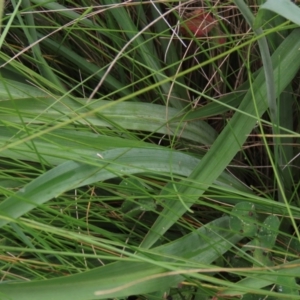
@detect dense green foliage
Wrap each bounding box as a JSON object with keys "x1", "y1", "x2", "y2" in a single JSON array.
[{"x1": 0, "y1": 0, "x2": 299, "y2": 299}]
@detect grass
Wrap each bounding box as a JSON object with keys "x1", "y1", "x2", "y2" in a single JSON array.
[{"x1": 0, "y1": 0, "x2": 300, "y2": 299}]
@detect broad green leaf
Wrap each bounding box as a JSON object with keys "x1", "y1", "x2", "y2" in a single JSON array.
[
  {"x1": 0, "y1": 78, "x2": 47, "y2": 99},
  {"x1": 220, "y1": 259, "x2": 300, "y2": 297},
  {"x1": 259, "y1": 0, "x2": 300, "y2": 26},
  {"x1": 0, "y1": 85, "x2": 217, "y2": 146},
  {"x1": 276, "y1": 276, "x2": 299, "y2": 296},
  {"x1": 0, "y1": 148, "x2": 247, "y2": 229},
  {"x1": 0, "y1": 216, "x2": 242, "y2": 300},
  {"x1": 0, "y1": 128, "x2": 159, "y2": 165}
]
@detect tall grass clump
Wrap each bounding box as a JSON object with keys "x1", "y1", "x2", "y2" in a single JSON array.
[{"x1": 0, "y1": 0, "x2": 299, "y2": 299}]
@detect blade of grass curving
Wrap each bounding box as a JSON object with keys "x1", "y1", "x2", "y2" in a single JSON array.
[
  {"x1": 0, "y1": 148, "x2": 248, "y2": 229},
  {"x1": 0, "y1": 87, "x2": 217, "y2": 146},
  {"x1": 140, "y1": 29, "x2": 300, "y2": 249},
  {"x1": 254, "y1": 3, "x2": 291, "y2": 50},
  {"x1": 0, "y1": 78, "x2": 48, "y2": 99},
  {"x1": 0, "y1": 216, "x2": 242, "y2": 300},
  {"x1": 0, "y1": 128, "x2": 160, "y2": 165},
  {"x1": 260, "y1": 0, "x2": 300, "y2": 26},
  {"x1": 220, "y1": 259, "x2": 300, "y2": 297}
]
